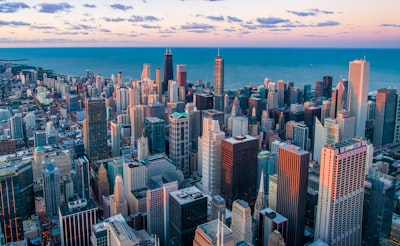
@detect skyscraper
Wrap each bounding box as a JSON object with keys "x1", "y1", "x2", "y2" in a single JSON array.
[
  {"x1": 315, "y1": 138, "x2": 367, "y2": 245},
  {"x1": 257, "y1": 208, "x2": 288, "y2": 246},
  {"x1": 322, "y1": 75, "x2": 333, "y2": 99},
  {"x1": 230, "y1": 199, "x2": 253, "y2": 244},
  {"x1": 83, "y1": 98, "x2": 107, "y2": 162},
  {"x1": 163, "y1": 49, "x2": 173, "y2": 94},
  {"x1": 156, "y1": 67, "x2": 162, "y2": 100},
  {"x1": 129, "y1": 105, "x2": 144, "y2": 145},
  {"x1": 337, "y1": 110, "x2": 356, "y2": 140},
  {"x1": 276, "y1": 144, "x2": 309, "y2": 246},
  {"x1": 348, "y1": 59, "x2": 370, "y2": 138},
  {"x1": 110, "y1": 175, "x2": 128, "y2": 217},
  {"x1": 169, "y1": 187, "x2": 207, "y2": 245},
  {"x1": 110, "y1": 121, "x2": 121, "y2": 157},
  {"x1": 0, "y1": 160, "x2": 34, "y2": 243},
  {"x1": 193, "y1": 219, "x2": 234, "y2": 246},
  {"x1": 43, "y1": 159, "x2": 61, "y2": 217},
  {"x1": 59, "y1": 198, "x2": 98, "y2": 246},
  {"x1": 201, "y1": 118, "x2": 225, "y2": 196},
  {"x1": 253, "y1": 171, "x2": 266, "y2": 222},
  {"x1": 214, "y1": 49, "x2": 224, "y2": 111},
  {"x1": 177, "y1": 64, "x2": 187, "y2": 88},
  {"x1": 115, "y1": 86, "x2": 129, "y2": 113},
  {"x1": 169, "y1": 112, "x2": 190, "y2": 177},
  {"x1": 373, "y1": 88, "x2": 397, "y2": 147},
  {"x1": 221, "y1": 135, "x2": 258, "y2": 208},
  {"x1": 145, "y1": 117, "x2": 165, "y2": 154},
  {"x1": 395, "y1": 91, "x2": 400, "y2": 144},
  {"x1": 330, "y1": 80, "x2": 347, "y2": 119},
  {"x1": 9, "y1": 113, "x2": 24, "y2": 139}
]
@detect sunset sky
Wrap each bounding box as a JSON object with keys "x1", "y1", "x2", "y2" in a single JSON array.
[{"x1": 1, "y1": 0, "x2": 400, "y2": 47}]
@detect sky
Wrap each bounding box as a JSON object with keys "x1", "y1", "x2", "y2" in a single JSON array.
[{"x1": 0, "y1": 0, "x2": 400, "y2": 47}]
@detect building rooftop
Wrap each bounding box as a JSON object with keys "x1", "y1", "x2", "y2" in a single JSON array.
[
  {"x1": 145, "y1": 117, "x2": 164, "y2": 123},
  {"x1": 196, "y1": 219, "x2": 232, "y2": 241},
  {"x1": 170, "y1": 186, "x2": 205, "y2": 205},
  {"x1": 59, "y1": 198, "x2": 98, "y2": 216},
  {"x1": 223, "y1": 135, "x2": 257, "y2": 145},
  {"x1": 170, "y1": 112, "x2": 188, "y2": 119},
  {"x1": 279, "y1": 143, "x2": 309, "y2": 155},
  {"x1": 260, "y1": 207, "x2": 288, "y2": 224}
]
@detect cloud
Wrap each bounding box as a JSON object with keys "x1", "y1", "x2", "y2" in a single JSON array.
[
  {"x1": 270, "y1": 28, "x2": 291, "y2": 32},
  {"x1": 206, "y1": 15, "x2": 224, "y2": 22},
  {"x1": 37, "y1": 2, "x2": 73, "y2": 13},
  {"x1": 110, "y1": 3, "x2": 132, "y2": 11},
  {"x1": 287, "y1": 10, "x2": 316, "y2": 17},
  {"x1": 82, "y1": 3, "x2": 95, "y2": 8},
  {"x1": 69, "y1": 24, "x2": 96, "y2": 30},
  {"x1": 227, "y1": 16, "x2": 242, "y2": 23},
  {"x1": 381, "y1": 23, "x2": 400, "y2": 28},
  {"x1": 304, "y1": 34, "x2": 328, "y2": 38},
  {"x1": 256, "y1": 17, "x2": 289, "y2": 25},
  {"x1": 0, "y1": 20, "x2": 30, "y2": 26},
  {"x1": 316, "y1": 21, "x2": 340, "y2": 27},
  {"x1": 30, "y1": 25, "x2": 55, "y2": 29},
  {"x1": 100, "y1": 28, "x2": 111, "y2": 33},
  {"x1": 181, "y1": 23, "x2": 215, "y2": 30},
  {"x1": 104, "y1": 17, "x2": 125, "y2": 22},
  {"x1": 158, "y1": 29, "x2": 176, "y2": 34},
  {"x1": 0, "y1": 2, "x2": 29, "y2": 13},
  {"x1": 128, "y1": 15, "x2": 160, "y2": 22},
  {"x1": 223, "y1": 28, "x2": 235, "y2": 32},
  {"x1": 287, "y1": 8, "x2": 334, "y2": 17},
  {"x1": 141, "y1": 24, "x2": 160, "y2": 29}
]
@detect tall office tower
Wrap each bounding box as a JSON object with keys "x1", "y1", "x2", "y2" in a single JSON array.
[
  {"x1": 374, "y1": 88, "x2": 397, "y2": 146},
  {"x1": 278, "y1": 112, "x2": 286, "y2": 140},
  {"x1": 128, "y1": 87, "x2": 140, "y2": 107},
  {"x1": 107, "y1": 219, "x2": 139, "y2": 245},
  {"x1": 94, "y1": 164, "x2": 110, "y2": 203},
  {"x1": 366, "y1": 100, "x2": 376, "y2": 130},
  {"x1": 276, "y1": 144, "x2": 309, "y2": 246},
  {"x1": 268, "y1": 230, "x2": 286, "y2": 246},
  {"x1": 395, "y1": 92, "x2": 400, "y2": 144},
  {"x1": 304, "y1": 106, "x2": 321, "y2": 139},
  {"x1": 292, "y1": 122, "x2": 309, "y2": 150},
  {"x1": 221, "y1": 135, "x2": 258, "y2": 208},
  {"x1": 230, "y1": 199, "x2": 253, "y2": 244},
  {"x1": 177, "y1": 64, "x2": 187, "y2": 88},
  {"x1": 257, "y1": 208, "x2": 288, "y2": 246},
  {"x1": 322, "y1": 75, "x2": 333, "y2": 99},
  {"x1": 169, "y1": 80, "x2": 179, "y2": 103},
  {"x1": 324, "y1": 118, "x2": 339, "y2": 145},
  {"x1": 201, "y1": 118, "x2": 225, "y2": 196},
  {"x1": 43, "y1": 159, "x2": 61, "y2": 217},
  {"x1": 224, "y1": 94, "x2": 231, "y2": 114},
  {"x1": 214, "y1": 49, "x2": 224, "y2": 96},
  {"x1": 277, "y1": 80, "x2": 285, "y2": 107},
  {"x1": 145, "y1": 117, "x2": 165, "y2": 154},
  {"x1": 0, "y1": 160, "x2": 34, "y2": 243},
  {"x1": 163, "y1": 48, "x2": 173, "y2": 93},
  {"x1": 59, "y1": 198, "x2": 98, "y2": 246},
  {"x1": 95, "y1": 75, "x2": 103, "y2": 95},
  {"x1": 315, "y1": 80, "x2": 323, "y2": 100},
  {"x1": 303, "y1": 84, "x2": 312, "y2": 102},
  {"x1": 337, "y1": 110, "x2": 356, "y2": 140},
  {"x1": 321, "y1": 100, "x2": 331, "y2": 125},
  {"x1": 362, "y1": 169, "x2": 396, "y2": 245},
  {"x1": 249, "y1": 96, "x2": 263, "y2": 122},
  {"x1": 116, "y1": 86, "x2": 129, "y2": 113},
  {"x1": 110, "y1": 121, "x2": 121, "y2": 157},
  {"x1": 261, "y1": 108, "x2": 275, "y2": 131},
  {"x1": 169, "y1": 187, "x2": 207, "y2": 245},
  {"x1": 202, "y1": 109, "x2": 225, "y2": 132},
  {"x1": 249, "y1": 108, "x2": 259, "y2": 137},
  {"x1": 268, "y1": 91, "x2": 279, "y2": 109},
  {"x1": 313, "y1": 117, "x2": 325, "y2": 163},
  {"x1": 156, "y1": 67, "x2": 162, "y2": 100},
  {"x1": 24, "y1": 111, "x2": 35, "y2": 129},
  {"x1": 110, "y1": 175, "x2": 128, "y2": 217},
  {"x1": 169, "y1": 112, "x2": 190, "y2": 177},
  {"x1": 83, "y1": 98, "x2": 107, "y2": 162},
  {"x1": 330, "y1": 80, "x2": 347, "y2": 119},
  {"x1": 253, "y1": 171, "x2": 266, "y2": 222},
  {"x1": 315, "y1": 139, "x2": 367, "y2": 245},
  {"x1": 193, "y1": 219, "x2": 234, "y2": 246},
  {"x1": 268, "y1": 174, "x2": 278, "y2": 210},
  {"x1": 210, "y1": 195, "x2": 226, "y2": 222},
  {"x1": 117, "y1": 71, "x2": 122, "y2": 85},
  {"x1": 137, "y1": 136, "x2": 149, "y2": 161},
  {"x1": 34, "y1": 131, "x2": 47, "y2": 147},
  {"x1": 195, "y1": 93, "x2": 214, "y2": 110},
  {"x1": 348, "y1": 59, "x2": 370, "y2": 138},
  {"x1": 146, "y1": 181, "x2": 178, "y2": 246},
  {"x1": 141, "y1": 63, "x2": 150, "y2": 80},
  {"x1": 107, "y1": 158, "x2": 124, "y2": 192},
  {"x1": 129, "y1": 105, "x2": 143, "y2": 145},
  {"x1": 257, "y1": 151, "x2": 278, "y2": 193},
  {"x1": 10, "y1": 113, "x2": 23, "y2": 139},
  {"x1": 74, "y1": 157, "x2": 90, "y2": 199}
]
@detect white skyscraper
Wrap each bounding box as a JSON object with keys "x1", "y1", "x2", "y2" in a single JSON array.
[
  {"x1": 128, "y1": 88, "x2": 140, "y2": 107},
  {"x1": 43, "y1": 159, "x2": 61, "y2": 217},
  {"x1": 230, "y1": 199, "x2": 252, "y2": 244},
  {"x1": 110, "y1": 175, "x2": 128, "y2": 217},
  {"x1": 201, "y1": 118, "x2": 225, "y2": 196},
  {"x1": 169, "y1": 80, "x2": 179, "y2": 103},
  {"x1": 115, "y1": 86, "x2": 129, "y2": 113},
  {"x1": 129, "y1": 105, "x2": 143, "y2": 145},
  {"x1": 315, "y1": 138, "x2": 367, "y2": 245},
  {"x1": 110, "y1": 121, "x2": 121, "y2": 157},
  {"x1": 348, "y1": 59, "x2": 370, "y2": 138}
]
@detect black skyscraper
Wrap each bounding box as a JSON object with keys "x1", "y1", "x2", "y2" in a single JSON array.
[{"x1": 163, "y1": 48, "x2": 173, "y2": 94}]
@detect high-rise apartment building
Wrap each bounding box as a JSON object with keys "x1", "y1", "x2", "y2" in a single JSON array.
[
  {"x1": 129, "y1": 105, "x2": 144, "y2": 144},
  {"x1": 163, "y1": 49, "x2": 173, "y2": 93},
  {"x1": 59, "y1": 198, "x2": 98, "y2": 246},
  {"x1": 110, "y1": 121, "x2": 121, "y2": 157},
  {"x1": 83, "y1": 98, "x2": 107, "y2": 162},
  {"x1": 201, "y1": 118, "x2": 225, "y2": 196},
  {"x1": 169, "y1": 112, "x2": 190, "y2": 178},
  {"x1": 315, "y1": 138, "x2": 367, "y2": 245},
  {"x1": 276, "y1": 144, "x2": 309, "y2": 246},
  {"x1": 43, "y1": 159, "x2": 61, "y2": 217},
  {"x1": 169, "y1": 187, "x2": 207, "y2": 245},
  {"x1": 221, "y1": 135, "x2": 258, "y2": 208},
  {"x1": 10, "y1": 113, "x2": 24, "y2": 139},
  {"x1": 348, "y1": 59, "x2": 370, "y2": 138},
  {"x1": 115, "y1": 86, "x2": 129, "y2": 113},
  {"x1": 0, "y1": 160, "x2": 34, "y2": 243},
  {"x1": 373, "y1": 88, "x2": 397, "y2": 147}
]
